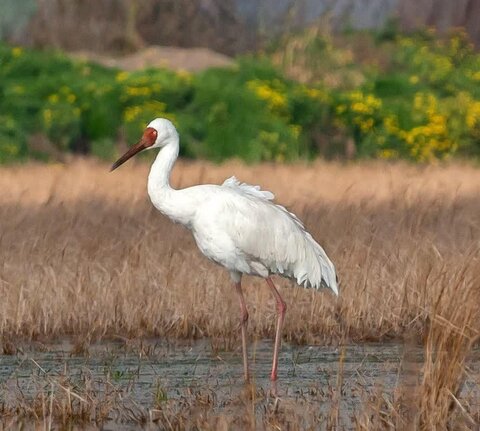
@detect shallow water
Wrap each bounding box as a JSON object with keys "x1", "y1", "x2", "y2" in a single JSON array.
[{"x1": 1, "y1": 339, "x2": 478, "y2": 429}]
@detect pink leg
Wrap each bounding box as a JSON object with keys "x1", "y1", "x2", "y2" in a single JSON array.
[
  {"x1": 266, "y1": 277, "x2": 287, "y2": 383},
  {"x1": 233, "y1": 282, "x2": 250, "y2": 382}
]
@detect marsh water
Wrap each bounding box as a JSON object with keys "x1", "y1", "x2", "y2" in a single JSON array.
[{"x1": 1, "y1": 339, "x2": 478, "y2": 429}]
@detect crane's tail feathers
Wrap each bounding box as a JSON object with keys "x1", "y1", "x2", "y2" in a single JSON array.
[
  {"x1": 271, "y1": 202, "x2": 339, "y2": 296},
  {"x1": 320, "y1": 275, "x2": 339, "y2": 296},
  {"x1": 297, "y1": 232, "x2": 339, "y2": 296}
]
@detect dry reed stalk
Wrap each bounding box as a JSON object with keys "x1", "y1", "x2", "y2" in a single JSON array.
[{"x1": 416, "y1": 262, "x2": 479, "y2": 430}]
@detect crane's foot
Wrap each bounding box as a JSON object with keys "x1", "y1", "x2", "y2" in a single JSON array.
[
  {"x1": 269, "y1": 380, "x2": 279, "y2": 398},
  {"x1": 267, "y1": 382, "x2": 282, "y2": 412}
]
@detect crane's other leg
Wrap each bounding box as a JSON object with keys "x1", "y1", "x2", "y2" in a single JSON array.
[
  {"x1": 266, "y1": 277, "x2": 287, "y2": 384},
  {"x1": 233, "y1": 281, "x2": 249, "y2": 382}
]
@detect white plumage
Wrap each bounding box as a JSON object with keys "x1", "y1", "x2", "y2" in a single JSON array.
[
  {"x1": 111, "y1": 117, "x2": 338, "y2": 386},
  {"x1": 214, "y1": 176, "x2": 337, "y2": 293}
]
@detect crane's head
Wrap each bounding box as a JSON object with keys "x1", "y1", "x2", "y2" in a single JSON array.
[{"x1": 110, "y1": 118, "x2": 178, "y2": 171}]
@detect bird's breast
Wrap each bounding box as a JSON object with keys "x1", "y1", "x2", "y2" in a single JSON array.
[{"x1": 148, "y1": 187, "x2": 196, "y2": 228}]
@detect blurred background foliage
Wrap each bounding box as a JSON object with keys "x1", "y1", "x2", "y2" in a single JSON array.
[{"x1": 0, "y1": 24, "x2": 479, "y2": 163}]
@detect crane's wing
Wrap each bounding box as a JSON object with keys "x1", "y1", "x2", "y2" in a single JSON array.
[
  {"x1": 219, "y1": 177, "x2": 338, "y2": 295},
  {"x1": 222, "y1": 176, "x2": 274, "y2": 201}
]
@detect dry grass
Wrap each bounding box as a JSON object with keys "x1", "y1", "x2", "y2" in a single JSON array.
[
  {"x1": 1, "y1": 158, "x2": 479, "y2": 343},
  {"x1": 1, "y1": 158, "x2": 480, "y2": 428}
]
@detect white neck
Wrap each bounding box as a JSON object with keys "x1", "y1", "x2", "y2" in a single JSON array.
[
  {"x1": 147, "y1": 137, "x2": 195, "y2": 226},
  {"x1": 147, "y1": 138, "x2": 179, "y2": 193}
]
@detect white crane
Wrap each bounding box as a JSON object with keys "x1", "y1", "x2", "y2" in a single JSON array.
[{"x1": 111, "y1": 118, "x2": 338, "y2": 389}]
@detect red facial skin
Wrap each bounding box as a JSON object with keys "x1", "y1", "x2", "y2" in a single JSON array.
[{"x1": 111, "y1": 127, "x2": 158, "y2": 171}]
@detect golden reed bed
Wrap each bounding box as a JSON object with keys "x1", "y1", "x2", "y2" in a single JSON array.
[
  {"x1": 1, "y1": 158, "x2": 480, "y2": 428},
  {"x1": 1, "y1": 158, "x2": 479, "y2": 343}
]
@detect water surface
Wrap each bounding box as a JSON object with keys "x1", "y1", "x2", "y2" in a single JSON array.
[{"x1": 1, "y1": 339, "x2": 478, "y2": 429}]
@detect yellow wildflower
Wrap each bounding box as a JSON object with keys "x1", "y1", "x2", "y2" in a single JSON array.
[
  {"x1": 305, "y1": 87, "x2": 329, "y2": 103},
  {"x1": 43, "y1": 109, "x2": 53, "y2": 127},
  {"x1": 12, "y1": 47, "x2": 23, "y2": 58},
  {"x1": 123, "y1": 106, "x2": 142, "y2": 123},
  {"x1": 116, "y1": 71, "x2": 129, "y2": 82},
  {"x1": 12, "y1": 85, "x2": 25, "y2": 94},
  {"x1": 360, "y1": 118, "x2": 374, "y2": 132},
  {"x1": 289, "y1": 124, "x2": 302, "y2": 139},
  {"x1": 384, "y1": 116, "x2": 398, "y2": 134},
  {"x1": 247, "y1": 80, "x2": 287, "y2": 113},
  {"x1": 348, "y1": 92, "x2": 381, "y2": 115},
  {"x1": 466, "y1": 101, "x2": 480, "y2": 129},
  {"x1": 378, "y1": 149, "x2": 398, "y2": 159},
  {"x1": 48, "y1": 94, "x2": 59, "y2": 104},
  {"x1": 177, "y1": 69, "x2": 192, "y2": 83},
  {"x1": 351, "y1": 102, "x2": 369, "y2": 114},
  {"x1": 126, "y1": 86, "x2": 152, "y2": 97},
  {"x1": 2, "y1": 143, "x2": 19, "y2": 156}
]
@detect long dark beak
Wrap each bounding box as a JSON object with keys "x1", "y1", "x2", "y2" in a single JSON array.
[{"x1": 110, "y1": 139, "x2": 148, "y2": 171}]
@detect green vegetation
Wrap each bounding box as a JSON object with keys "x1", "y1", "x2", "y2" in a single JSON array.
[
  {"x1": 1, "y1": 28, "x2": 480, "y2": 163},
  {"x1": 271, "y1": 27, "x2": 480, "y2": 161}
]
